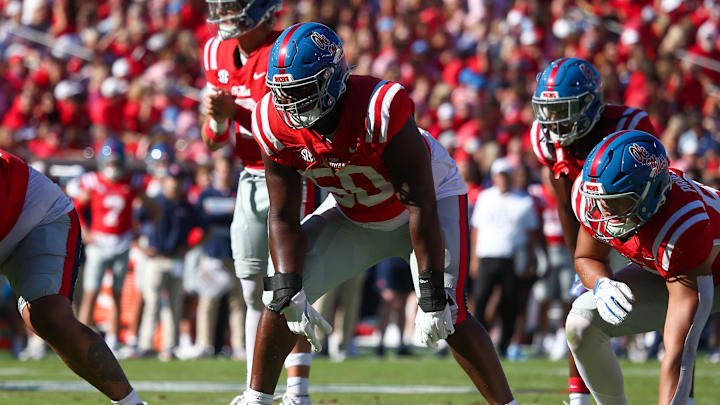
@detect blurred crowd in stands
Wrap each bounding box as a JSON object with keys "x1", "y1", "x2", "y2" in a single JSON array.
[{"x1": 1, "y1": 0, "x2": 720, "y2": 363}]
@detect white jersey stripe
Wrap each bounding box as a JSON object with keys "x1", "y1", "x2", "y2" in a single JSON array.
[
  {"x1": 530, "y1": 120, "x2": 553, "y2": 164},
  {"x1": 379, "y1": 83, "x2": 403, "y2": 144},
  {"x1": 530, "y1": 121, "x2": 543, "y2": 162},
  {"x1": 616, "y1": 107, "x2": 636, "y2": 132},
  {"x1": 652, "y1": 200, "x2": 703, "y2": 261},
  {"x1": 366, "y1": 80, "x2": 388, "y2": 143},
  {"x1": 661, "y1": 212, "x2": 709, "y2": 270},
  {"x1": 209, "y1": 37, "x2": 220, "y2": 70},
  {"x1": 258, "y1": 94, "x2": 285, "y2": 152},
  {"x1": 203, "y1": 38, "x2": 213, "y2": 72},
  {"x1": 627, "y1": 111, "x2": 648, "y2": 130},
  {"x1": 251, "y1": 107, "x2": 273, "y2": 156}
]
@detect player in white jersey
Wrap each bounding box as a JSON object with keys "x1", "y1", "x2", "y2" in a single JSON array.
[{"x1": 0, "y1": 149, "x2": 146, "y2": 405}]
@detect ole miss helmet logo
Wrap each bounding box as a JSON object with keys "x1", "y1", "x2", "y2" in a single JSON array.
[{"x1": 629, "y1": 143, "x2": 668, "y2": 176}]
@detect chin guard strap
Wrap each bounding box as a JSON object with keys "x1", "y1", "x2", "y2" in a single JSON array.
[{"x1": 263, "y1": 273, "x2": 302, "y2": 313}]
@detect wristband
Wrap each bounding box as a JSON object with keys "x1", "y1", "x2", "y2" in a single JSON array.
[
  {"x1": 418, "y1": 270, "x2": 447, "y2": 312},
  {"x1": 206, "y1": 119, "x2": 230, "y2": 143},
  {"x1": 209, "y1": 117, "x2": 228, "y2": 133},
  {"x1": 263, "y1": 273, "x2": 302, "y2": 313}
]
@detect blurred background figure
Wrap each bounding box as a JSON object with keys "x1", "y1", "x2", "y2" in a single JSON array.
[
  {"x1": 470, "y1": 158, "x2": 539, "y2": 358},
  {"x1": 74, "y1": 138, "x2": 146, "y2": 353},
  {"x1": 373, "y1": 258, "x2": 415, "y2": 358},
  {"x1": 180, "y1": 155, "x2": 245, "y2": 360},
  {"x1": 135, "y1": 164, "x2": 196, "y2": 361}
]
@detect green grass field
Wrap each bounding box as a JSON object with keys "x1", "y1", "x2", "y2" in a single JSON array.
[{"x1": 1, "y1": 352, "x2": 719, "y2": 404}]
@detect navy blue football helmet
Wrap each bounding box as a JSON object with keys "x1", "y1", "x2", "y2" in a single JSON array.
[
  {"x1": 266, "y1": 22, "x2": 350, "y2": 129},
  {"x1": 98, "y1": 137, "x2": 127, "y2": 180},
  {"x1": 146, "y1": 142, "x2": 175, "y2": 178},
  {"x1": 533, "y1": 58, "x2": 605, "y2": 146},
  {"x1": 580, "y1": 130, "x2": 671, "y2": 240},
  {"x1": 206, "y1": 0, "x2": 283, "y2": 40}
]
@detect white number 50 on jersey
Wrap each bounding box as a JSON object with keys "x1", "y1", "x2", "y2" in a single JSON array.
[{"x1": 305, "y1": 165, "x2": 394, "y2": 208}]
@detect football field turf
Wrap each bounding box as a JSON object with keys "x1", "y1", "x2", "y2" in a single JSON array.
[{"x1": 1, "y1": 352, "x2": 719, "y2": 404}]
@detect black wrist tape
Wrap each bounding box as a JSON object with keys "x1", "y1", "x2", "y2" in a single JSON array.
[
  {"x1": 418, "y1": 270, "x2": 447, "y2": 312},
  {"x1": 264, "y1": 273, "x2": 302, "y2": 313}
]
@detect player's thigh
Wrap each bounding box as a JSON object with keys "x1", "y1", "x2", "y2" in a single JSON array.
[
  {"x1": 265, "y1": 199, "x2": 412, "y2": 305},
  {"x1": 231, "y1": 170, "x2": 270, "y2": 278},
  {"x1": 409, "y1": 194, "x2": 470, "y2": 323},
  {"x1": 570, "y1": 265, "x2": 670, "y2": 337},
  {"x1": 3, "y1": 213, "x2": 81, "y2": 314}
]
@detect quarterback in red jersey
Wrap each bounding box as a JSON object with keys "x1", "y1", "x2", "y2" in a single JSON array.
[
  {"x1": 241, "y1": 23, "x2": 516, "y2": 405},
  {"x1": 75, "y1": 138, "x2": 148, "y2": 352},
  {"x1": 568, "y1": 131, "x2": 720, "y2": 405},
  {"x1": 0, "y1": 149, "x2": 146, "y2": 405},
  {"x1": 199, "y1": 2, "x2": 316, "y2": 404},
  {"x1": 530, "y1": 57, "x2": 657, "y2": 405}
]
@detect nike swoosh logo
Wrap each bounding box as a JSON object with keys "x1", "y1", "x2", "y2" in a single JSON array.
[{"x1": 253, "y1": 72, "x2": 266, "y2": 80}]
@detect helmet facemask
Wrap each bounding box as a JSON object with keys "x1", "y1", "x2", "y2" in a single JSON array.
[
  {"x1": 532, "y1": 91, "x2": 601, "y2": 146},
  {"x1": 268, "y1": 67, "x2": 337, "y2": 129},
  {"x1": 581, "y1": 186, "x2": 644, "y2": 241},
  {"x1": 206, "y1": 0, "x2": 262, "y2": 40}
]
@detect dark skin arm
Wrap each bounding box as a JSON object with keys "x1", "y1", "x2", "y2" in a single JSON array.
[
  {"x1": 382, "y1": 116, "x2": 444, "y2": 274},
  {"x1": 262, "y1": 151, "x2": 307, "y2": 276},
  {"x1": 550, "y1": 172, "x2": 580, "y2": 256},
  {"x1": 659, "y1": 258, "x2": 713, "y2": 405}
]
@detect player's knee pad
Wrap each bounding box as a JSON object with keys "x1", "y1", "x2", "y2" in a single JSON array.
[
  {"x1": 565, "y1": 311, "x2": 593, "y2": 352},
  {"x1": 240, "y1": 277, "x2": 264, "y2": 310},
  {"x1": 284, "y1": 352, "x2": 312, "y2": 368}
]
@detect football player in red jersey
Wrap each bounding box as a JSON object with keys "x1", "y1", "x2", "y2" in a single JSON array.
[
  {"x1": 242, "y1": 23, "x2": 517, "y2": 405},
  {"x1": 0, "y1": 149, "x2": 146, "y2": 405},
  {"x1": 568, "y1": 131, "x2": 720, "y2": 405},
  {"x1": 75, "y1": 138, "x2": 151, "y2": 353},
  {"x1": 200, "y1": 2, "x2": 318, "y2": 404},
  {"x1": 530, "y1": 57, "x2": 657, "y2": 405}
]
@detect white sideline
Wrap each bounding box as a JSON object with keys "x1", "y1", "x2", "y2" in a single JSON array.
[{"x1": 0, "y1": 380, "x2": 478, "y2": 394}]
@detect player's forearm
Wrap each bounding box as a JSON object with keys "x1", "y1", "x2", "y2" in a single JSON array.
[
  {"x1": 268, "y1": 215, "x2": 307, "y2": 275},
  {"x1": 557, "y1": 203, "x2": 580, "y2": 256},
  {"x1": 407, "y1": 203, "x2": 445, "y2": 273},
  {"x1": 658, "y1": 348, "x2": 683, "y2": 405},
  {"x1": 574, "y1": 257, "x2": 611, "y2": 290},
  {"x1": 660, "y1": 275, "x2": 714, "y2": 405},
  {"x1": 201, "y1": 118, "x2": 230, "y2": 151}
]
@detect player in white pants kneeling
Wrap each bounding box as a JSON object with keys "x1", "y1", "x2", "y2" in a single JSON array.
[{"x1": 568, "y1": 130, "x2": 720, "y2": 405}]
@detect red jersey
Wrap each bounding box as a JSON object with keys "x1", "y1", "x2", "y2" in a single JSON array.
[
  {"x1": 1, "y1": 150, "x2": 74, "y2": 262},
  {"x1": 252, "y1": 75, "x2": 466, "y2": 229},
  {"x1": 200, "y1": 32, "x2": 281, "y2": 170},
  {"x1": 0, "y1": 150, "x2": 30, "y2": 242},
  {"x1": 529, "y1": 183, "x2": 565, "y2": 246},
  {"x1": 530, "y1": 104, "x2": 656, "y2": 181},
  {"x1": 572, "y1": 168, "x2": 720, "y2": 285},
  {"x1": 79, "y1": 171, "x2": 144, "y2": 236}
]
